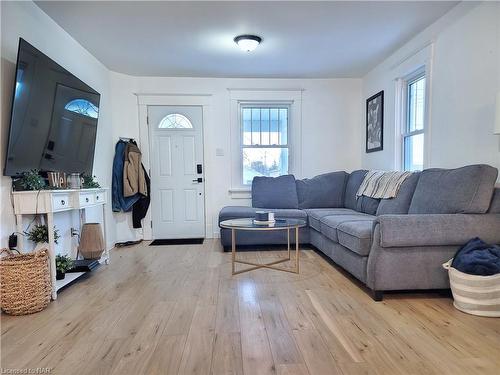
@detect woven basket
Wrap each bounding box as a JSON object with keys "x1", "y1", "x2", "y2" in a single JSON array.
[
  {"x1": 0, "y1": 248, "x2": 51, "y2": 315},
  {"x1": 443, "y1": 259, "x2": 500, "y2": 317}
]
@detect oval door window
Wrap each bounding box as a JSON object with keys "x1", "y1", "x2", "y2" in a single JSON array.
[{"x1": 158, "y1": 113, "x2": 193, "y2": 129}]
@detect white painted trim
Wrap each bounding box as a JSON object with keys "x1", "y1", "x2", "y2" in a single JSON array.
[
  {"x1": 136, "y1": 94, "x2": 213, "y2": 240},
  {"x1": 391, "y1": 43, "x2": 434, "y2": 171},
  {"x1": 229, "y1": 89, "x2": 303, "y2": 190}
]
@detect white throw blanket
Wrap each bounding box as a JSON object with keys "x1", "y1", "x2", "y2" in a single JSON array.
[{"x1": 356, "y1": 170, "x2": 412, "y2": 199}]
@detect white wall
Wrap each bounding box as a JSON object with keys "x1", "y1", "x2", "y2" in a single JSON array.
[
  {"x1": 110, "y1": 74, "x2": 362, "y2": 240},
  {"x1": 361, "y1": 2, "x2": 500, "y2": 174},
  {"x1": 0, "y1": 1, "x2": 116, "y2": 251}
]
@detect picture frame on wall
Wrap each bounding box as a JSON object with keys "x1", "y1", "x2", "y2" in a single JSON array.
[{"x1": 366, "y1": 90, "x2": 384, "y2": 153}]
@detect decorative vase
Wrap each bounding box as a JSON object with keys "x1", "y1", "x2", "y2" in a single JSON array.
[
  {"x1": 79, "y1": 223, "x2": 105, "y2": 260},
  {"x1": 56, "y1": 270, "x2": 65, "y2": 280}
]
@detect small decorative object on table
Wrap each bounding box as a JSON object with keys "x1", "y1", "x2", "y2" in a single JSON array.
[
  {"x1": 81, "y1": 174, "x2": 101, "y2": 189},
  {"x1": 55, "y1": 254, "x2": 74, "y2": 280},
  {"x1": 18, "y1": 169, "x2": 46, "y2": 191},
  {"x1": 254, "y1": 211, "x2": 275, "y2": 225},
  {"x1": 79, "y1": 223, "x2": 105, "y2": 260},
  {"x1": 67, "y1": 173, "x2": 82, "y2": 189},
  {"x1": 0, "y1": 248, "x2": 51, "y2": 315}
]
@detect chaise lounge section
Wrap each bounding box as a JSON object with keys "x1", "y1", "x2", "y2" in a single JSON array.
[{"x1": 219, "y1": 165, "x2": 500, "y2": 300}]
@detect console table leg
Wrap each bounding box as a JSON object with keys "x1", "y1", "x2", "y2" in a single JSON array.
[
  {"x1": 47, "y1": 212, "x2": 57, "y2": 300},
  {"x1": 16, "y1": 214, "x2": 23, "y2": 252},
  {"x1": 102, "y1": 203, "x2": 109, "y2": 264}
]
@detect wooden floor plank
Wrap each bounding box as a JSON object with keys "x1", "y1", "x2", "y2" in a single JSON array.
[{"x1": 2, "y1": 240, "x2": 499, "y2": 375}]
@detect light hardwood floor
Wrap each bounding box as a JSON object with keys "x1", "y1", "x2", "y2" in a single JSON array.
[{"x1": 1, "y1": 240, "x2": 499, "y2": 374}]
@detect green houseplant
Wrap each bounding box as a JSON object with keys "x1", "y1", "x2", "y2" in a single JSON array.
[
  {"x1": 55, "y1": 254, "x2": 74, "y2": 280},
  {"x1": 82, "y1": 174, "x2": 100, "y2": 189},
  {"x1": 19, "y1": 169, "x2": 46, "y2": 191},
  {"x1": 26, "y1": 224, "x2": 60, "y2": 245}
]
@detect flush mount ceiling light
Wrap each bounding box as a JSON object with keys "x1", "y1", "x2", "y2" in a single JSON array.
[{"x1": 234, "y1": 35, "x2": 262, "y2": 52}]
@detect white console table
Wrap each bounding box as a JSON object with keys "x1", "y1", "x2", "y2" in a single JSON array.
[{"x1": 12, "y1": 188, "x2": 109, "y2": 300}]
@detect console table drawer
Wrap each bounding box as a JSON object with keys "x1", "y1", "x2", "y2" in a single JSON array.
[
  {"x1": 94, "y1": 191, "x2": 106, "y2": 204},
  {"x1": 52, "y1": 193, "x2": 72, "y2": 211},
  {"x1": 79, "y1": 192, "x2": 95, "y2": 207}
]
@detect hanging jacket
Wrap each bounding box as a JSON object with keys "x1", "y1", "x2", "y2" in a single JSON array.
[
  {"x1": 112, "y1": 140, "x2": 140, "y2": 212},
  {"x1": 132, "y1": 165, "x2": 151, "y2": 228},
  {"x1": 123, "y1": 142, "x2": 147, "y2": 197}
]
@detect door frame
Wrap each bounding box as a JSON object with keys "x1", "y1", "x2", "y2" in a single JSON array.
[{"x1": 136, "y1": 94, "x2": 212, "y2": 240}]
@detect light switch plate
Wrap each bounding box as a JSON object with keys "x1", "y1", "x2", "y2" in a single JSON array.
[{"x1": 216, "y1": 148, "x2": 224, "y2": 156}]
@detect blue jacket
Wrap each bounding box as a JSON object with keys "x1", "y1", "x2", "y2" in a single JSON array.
[{"x1": 112, "y1": 140, "x2": 140, "y2": 212}]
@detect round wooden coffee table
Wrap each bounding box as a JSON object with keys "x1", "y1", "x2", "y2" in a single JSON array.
[{"x1": 219, "y1": 218, "x2": 307, "y2": 275}]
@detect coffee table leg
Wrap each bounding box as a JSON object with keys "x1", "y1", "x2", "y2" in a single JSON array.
[
  {"x1": 287, "y1": 227, "x2": 290, "y2": 259},
  {"x1": 232, "y1": 228, "x2": 236, "y2": 275},
  {"x1": 296, "y1": 226, "x2": 300, "y2": 273}
]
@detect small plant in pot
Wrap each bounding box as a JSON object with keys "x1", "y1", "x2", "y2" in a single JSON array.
[
  {"x1": 26, "y1": 224, "x2": 60, "y2": 250},
  {"x1": 17, "y1": 169, "x2": 46, "y2": 191},
  {"x1": 55, "y1": 254, "x2": 74, "y2": 280}
]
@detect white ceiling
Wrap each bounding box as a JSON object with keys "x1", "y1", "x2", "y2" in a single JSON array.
[{"x1": 36, "y1": 1, "x2": 458, "y2": 78}]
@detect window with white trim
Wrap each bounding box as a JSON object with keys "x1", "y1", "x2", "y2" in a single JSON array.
[
  {"x1": 240, "y1": 105, "x2": 289, "y2": 185},
  {"x1": 402, "y1": 72, "x2": 426, "y2": 171}
]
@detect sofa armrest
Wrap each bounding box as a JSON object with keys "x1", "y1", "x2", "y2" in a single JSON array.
[{"x1": 376, "y1": 214, "x2": 500, "y2": 248}]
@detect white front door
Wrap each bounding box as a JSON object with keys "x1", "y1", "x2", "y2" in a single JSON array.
[{"x1": 148, "y1": 105, "x2": 205, "y2": 239}]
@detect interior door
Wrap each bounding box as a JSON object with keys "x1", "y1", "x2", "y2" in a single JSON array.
[{"x1": 148, "y1": 105, "x2": 205, "y2": 239}]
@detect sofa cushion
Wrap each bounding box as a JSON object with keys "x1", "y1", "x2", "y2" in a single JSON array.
[
  {"x1": 252, "y1": 175, "x2": 299, "y2": 209},
  {"x1": 356, "y1": 196, "x2": 380, "y2": 215},
  {"x1": 305, "y1": 208, "x2": 360, "y2": 231},
  {"x1": 219, "y1": 206, "x2": 307, "y2": 224},
  {"x1": 408, "y1": 165, "x2": 498, "y2": 214},
  {"x1": 376, "y1": 172, "x2": 421, "y2": 215},
  {"x1": 337, "y1": 221, "x2": 373, "y2": 256},
  {"x1": 488, "y1": 188, "x2": 500, "y2": 214},
  {"x1": 296, "y1": 171, "x2": 348, "y2": 209},
  {"x1": 319, "y1": 214, "x2": 375, "y2": 242},
  {"x1": 344, "y1": 170, "x2": 368, "y2": 210}
]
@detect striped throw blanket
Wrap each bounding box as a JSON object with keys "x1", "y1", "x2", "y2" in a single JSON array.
[{"x1": 356, "y1": 170, "x2": 412, "y2": 199}]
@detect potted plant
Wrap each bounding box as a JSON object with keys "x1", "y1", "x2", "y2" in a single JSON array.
[
  {"x1": 81, "y1": 174, "x2": 100, "y2": 189},
  {"x1": 55, "y1": 254, "x2": 74, "y2": 280},
  {"x1": 26, "y1": 224, "x2": 60, "y2": 251},
  {"x1": 17, "y1": 169, "x2": 46, "y2": 191}
]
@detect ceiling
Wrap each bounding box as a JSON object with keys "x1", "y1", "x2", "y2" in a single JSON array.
[{"x1": 36, "y1": 1, "x2": 458, "y2": 78}]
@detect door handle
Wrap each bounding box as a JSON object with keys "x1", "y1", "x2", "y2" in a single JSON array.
[{"x1": 192, "y1": 178, "x2": 203, "y2": 183}]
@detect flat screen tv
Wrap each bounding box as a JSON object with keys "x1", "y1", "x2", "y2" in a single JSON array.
[{"x1": 4, "y1": 38, "x2": 100, "y2": 176}]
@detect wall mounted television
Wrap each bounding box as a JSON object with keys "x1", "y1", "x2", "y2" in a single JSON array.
[{"x1": 4, "y1": 38, "x2": 100, "y2": 177}]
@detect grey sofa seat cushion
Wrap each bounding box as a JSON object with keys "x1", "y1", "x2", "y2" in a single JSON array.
[
  {"x1": 337, "y1": 221, "x2": 373, "y2": 256},
  {"x1": 376, "y1": 172, "x2": 421, "y2": 215},
  {"x1": 408, "y1": 165, "x2": 498, "y2": 214},
  {"x1": 344, "y1": 170, "x2": 368, "y2": 210},
  {"x1": 305, "y1": 208, "x2": 361, "y2": 231},
  {"x1": 252, "y1": 175, "x2": 299, "y2": 209},
  {"x1": 296, "y1": 171, "x2": 348, "y2": 209},
  {"x1": 488, "y1": 188, "x2": 500, "y2": 214},
  {"x1": 219, "y1": 206, "x2": 307, "y2": 223},
  {"x1": 319, "y1": 214, "x2": 375, "y2": 243}
]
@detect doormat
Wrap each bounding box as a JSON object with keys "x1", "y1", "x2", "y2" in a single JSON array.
[{"x1": 150, "y1": 238, "x2": 204, "y2": 246}]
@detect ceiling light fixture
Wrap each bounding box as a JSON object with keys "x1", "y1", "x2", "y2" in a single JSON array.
[{"x1": 234, "y1": 35, "x2": 262, "y2": 52}]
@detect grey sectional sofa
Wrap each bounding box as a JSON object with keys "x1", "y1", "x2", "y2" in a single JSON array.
[{"x1": 219, "y1": 165, "x2": 500, "y2": 300}]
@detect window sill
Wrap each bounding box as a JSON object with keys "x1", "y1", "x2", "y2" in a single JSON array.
[{"x1": 228, "y1": 188, "x2": 251, "y2": 199}]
